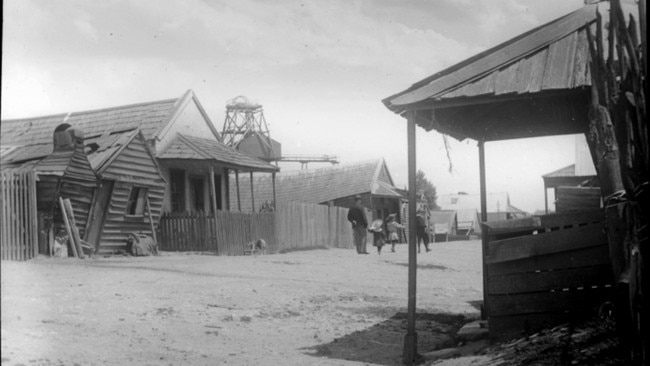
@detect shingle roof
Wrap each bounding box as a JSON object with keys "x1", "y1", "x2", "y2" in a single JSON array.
[
  {"x1": 383, "y1": 2, "x2": 637, "y2": 113},
  {"x1": 1, "y1": 99, "x2": 177, "y2": 148},
  {"x1": 157, "y1": 134, "x2": 279, "y2": 172},
  {"x1": 0, "y1": 89, "x2": 220, "y2": 149},
  {"x1": 230, "y1": 159, "x2": 402, "y2": 211}
]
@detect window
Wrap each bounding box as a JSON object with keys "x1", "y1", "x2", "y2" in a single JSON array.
[{"x1": 126, "y1": 187, "x2": 148, "y2": 216}]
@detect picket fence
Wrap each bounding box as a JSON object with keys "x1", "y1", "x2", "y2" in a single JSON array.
[
  {"x1": 159, "y1": 201, "x2": 354, "y2": 255},
  {"x1": 1, "y1": 170, "x2": 39, "y2": 261}
]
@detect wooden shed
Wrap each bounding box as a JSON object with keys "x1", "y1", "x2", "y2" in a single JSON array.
[
  {"x1": 84, "y1": 130, "x2": 166, "y2": 254},
  {"x1": 1, "y1": 124, "x2": 98, "y2": 255}
]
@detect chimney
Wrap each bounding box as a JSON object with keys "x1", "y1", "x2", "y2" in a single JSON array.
[{"x1": 53, "y1": 123, "x2": 85, "y2": 152}]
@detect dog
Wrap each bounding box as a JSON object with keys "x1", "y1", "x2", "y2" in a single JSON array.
[{"x1": 246, "y1": 238, "x2": 267, "y2": 256}]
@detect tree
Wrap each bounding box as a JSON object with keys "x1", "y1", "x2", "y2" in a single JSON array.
[{"x1": 416, "y1": 170, "x2": 439, "y2": 210}]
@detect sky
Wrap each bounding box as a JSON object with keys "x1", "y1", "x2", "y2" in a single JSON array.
[{"x1": 2, "y1": 0, "x2": 590, "y2": 213}]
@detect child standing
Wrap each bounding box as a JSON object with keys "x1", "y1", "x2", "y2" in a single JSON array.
[
  {"x1": 367, "y1": 219, "x2": 386, "y2": 254},
  {"x1": 386, "y1": 214, "x2": 405, "y2": 253}
]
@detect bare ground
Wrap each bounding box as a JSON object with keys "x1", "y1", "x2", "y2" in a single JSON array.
[{"x1": 1, "y1": 240, "x2": 491, "y2": 366}]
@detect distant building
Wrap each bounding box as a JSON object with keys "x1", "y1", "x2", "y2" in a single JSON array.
[
  {"x1": 542, "y1": 134, "x2": 599, "y2": 213},
  {"x1": 230, "y1": 158, "x2": 403, "y2": 220},
  {"x1": 437, "y1": 192, "x2": 527, "y2": 235}
]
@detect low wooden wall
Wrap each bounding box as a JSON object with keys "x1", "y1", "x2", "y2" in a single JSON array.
[
  {"x1": 1, "y1": 171, "x2": 38, "y2": 261},
  {"x1": 159, "y1": 201, "x2": 354, "y2": 255},
  {"x1": 483, "y1": 209, "x2": 614, "y2": 340}
]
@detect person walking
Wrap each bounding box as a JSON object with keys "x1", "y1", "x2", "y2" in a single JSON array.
[
  {"x1": 347, "y1": 195, "x2": 369, "y2": 254},
  {"x1": 386, "y1": 213, "x2": 405, "y2": 253},
  {"x1": 367, "y1": 218, "x2": 386, "y2": 255},
  {"x1": 416, "y1": 209, "x2": 431, "y2": 253}
]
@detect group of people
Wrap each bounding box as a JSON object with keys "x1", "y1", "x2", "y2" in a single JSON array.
[{"x1": 347, "y1": 195, "x2": 430, "y2": 255}]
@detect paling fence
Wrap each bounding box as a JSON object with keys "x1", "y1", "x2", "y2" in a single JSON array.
[
  {"x1": 1, "y1": 170, "x2": 38, "y2": 261},
  {"x1": 159, "y1": 201, "x2": 354, "y2": 254},
  {"x1": 483, "y1": 209, "x2": 613, "y2": 340}
]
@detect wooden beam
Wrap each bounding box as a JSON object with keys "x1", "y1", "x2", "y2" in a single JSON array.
[
  {"x1": 145, "y1": 194, "x2": 157, "y2": 244},
  {"x1": 403, "y1": 110, "x2": 418, "y2": 364},
  {"x1": 272, "y1": 172, "x2": 277, "y2": 210},
  {"x1": 59, "y1": 197, "x2": 78, "y2": 259},
  {"x1": 209, "y1": 165, "x2": 218, "y2": 214},
  {"x1": 235, "y1": 170, "x2": 241, "y2": 212},
  {"x1": 250, "y1": 171, "x2": 255, "y2": 212},
  {"x1": 479, "y1": 139, "x2": 488, "y2": 320}
]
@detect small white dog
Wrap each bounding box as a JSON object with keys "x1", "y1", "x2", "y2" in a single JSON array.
[{"x1": 246, "y1": 238, "x2": 267, "y2": 255}]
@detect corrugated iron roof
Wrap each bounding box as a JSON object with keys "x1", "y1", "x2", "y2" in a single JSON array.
[
  {"x1": 384, "y1": 4, "x2": 603, "y2": 111},
  {"x1": 383, "y1": 2, "x2": 637, "y2": 114},
  {"x1": 230, "y1": 159, "x2": 402, "y2": 211},
  {"x1": 157, "y1": 134, "x2": 279, "y2": 172}
]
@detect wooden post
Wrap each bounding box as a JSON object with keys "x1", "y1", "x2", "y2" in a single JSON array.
[
  {"x1": 272, "y1": 172, "x2": 277, "y2": 210},
  {"x1": 235, "y1": 170, "x2": 241, "y2": 212},
  {"x1": 145, "y1": 194, "x2": 157, "y2": 244},
  {"x1": 209, "y1": 166, "x2": 219, "y2": 214},
  {"x1": 63, "y1": 199, "x2": 84, "y2": 259},
  {"x1": 59, "y1": 197, "x2": 78, "y2": 258},
  {"x1": 403, "y1": 110, "x2": 418, "y2": 364},
  {"x1": 479, "y1": 139, "x2": 488, "y2": 320},
  {"x1": 250, "y1": 171, "x2": 255, "y2": 213},
  {"x1": 209, "y1": 165, "x2": 219, "y2": 253}
]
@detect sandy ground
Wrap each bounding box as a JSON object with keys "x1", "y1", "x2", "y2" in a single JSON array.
[{"x1": 1, "y1": 240, "x2": 492, "y2": 366}]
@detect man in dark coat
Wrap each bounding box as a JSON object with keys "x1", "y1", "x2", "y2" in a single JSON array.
[
  {"x1": 347, "y1": 195, "x2": 369, "y2": 254},
  {"x1": 416, "y1": 209, "x2": 430, "y2": 253}
]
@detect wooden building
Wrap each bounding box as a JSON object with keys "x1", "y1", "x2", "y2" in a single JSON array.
[
  {"x1": 1, "y1": 90, "x2": 279, "y2": 218},
  {"x1": 229, "y1": 159, "x2": 403, "y2": 220},
  {"x1": 84, "y1": 130, "x2": 166, "y2": 254},
  {"x1": 1, "y1": 124, "x2": 98, "y2": 254}
]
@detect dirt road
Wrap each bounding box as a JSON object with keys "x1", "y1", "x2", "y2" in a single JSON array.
[{"x1": 1, "y1": 240, "x2": 486, "y2": 366}]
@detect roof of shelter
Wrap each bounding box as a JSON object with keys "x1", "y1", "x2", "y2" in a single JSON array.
[
  {"x1": 0, "y1": 90, "x2": 219, "y2": 148},
  {"x1": 384, "y1": 3, "x2": 606, "y2": 111},
  {"x1": 158, "y1": 134, "x2": 278, "y2": 173},
  {"x1": 230, "y1": 159, "x2": 402, "y2": 210},
  {"x1": 382, "y1": 2, "x2": 639, "y2": 142}
]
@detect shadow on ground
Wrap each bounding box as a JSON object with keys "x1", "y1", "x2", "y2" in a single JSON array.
[{"x1": 301, "y1": 312, "x2": 467, "y2": 366}]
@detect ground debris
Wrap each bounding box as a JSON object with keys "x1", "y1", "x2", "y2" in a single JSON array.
[{"x1": 488, "y1": 320, "x2": 629, "y2": 366}]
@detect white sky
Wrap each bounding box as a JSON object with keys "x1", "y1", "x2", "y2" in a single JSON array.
[{"x1": 2, "y1": 0, "x2": 589, "y2": 213}]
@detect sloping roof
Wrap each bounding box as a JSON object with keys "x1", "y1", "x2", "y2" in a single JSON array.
[
  {"x1": 382, "y1": 2, "x2": 639, "y2": 142},
  {"x1": 230, "y1": 159, "x2": 402, "y2": 211},
  {"x1": 0, "y1": 144, "x2": 54, "y2": 165},
  {"x1": 543, "y1": 164, "x2": 576, "y2": 178},
  {"x1": 0, "y1": 89, "x2": 219, "y2": 148},
  {"x1": 438, "y1": 192, "x2": 525, "y2": 214},
  {"x1": 383, "y1": 4, "x2": 607, "y2": 111},
  {"x1": 157, "y1": 134, "x2": 278, "y2": 172}
]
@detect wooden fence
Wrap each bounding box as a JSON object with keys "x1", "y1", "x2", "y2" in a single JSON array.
[
  {"x1": 159, "y1": 201, "x2": 354, "y2": 254},
  {"x1": 483, "y1": 209, "x2": 613, "y2": 340},
  {"x1": 276, "y1": 201, "x2": 353, "y2": 250},
  {"x1": 1, "y1": 170, "x2": 39, "y2": 261}
]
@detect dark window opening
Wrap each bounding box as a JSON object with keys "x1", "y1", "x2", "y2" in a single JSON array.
[
  {"x1": 170, "y1": 168, "x2": 185, "y2": 212},
  {"x1": 126, "y1": 187, "x2": 147, "y2": 216},
  {"x1": 190, "y1": 176, "x2": 204, "y2": 212}
]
